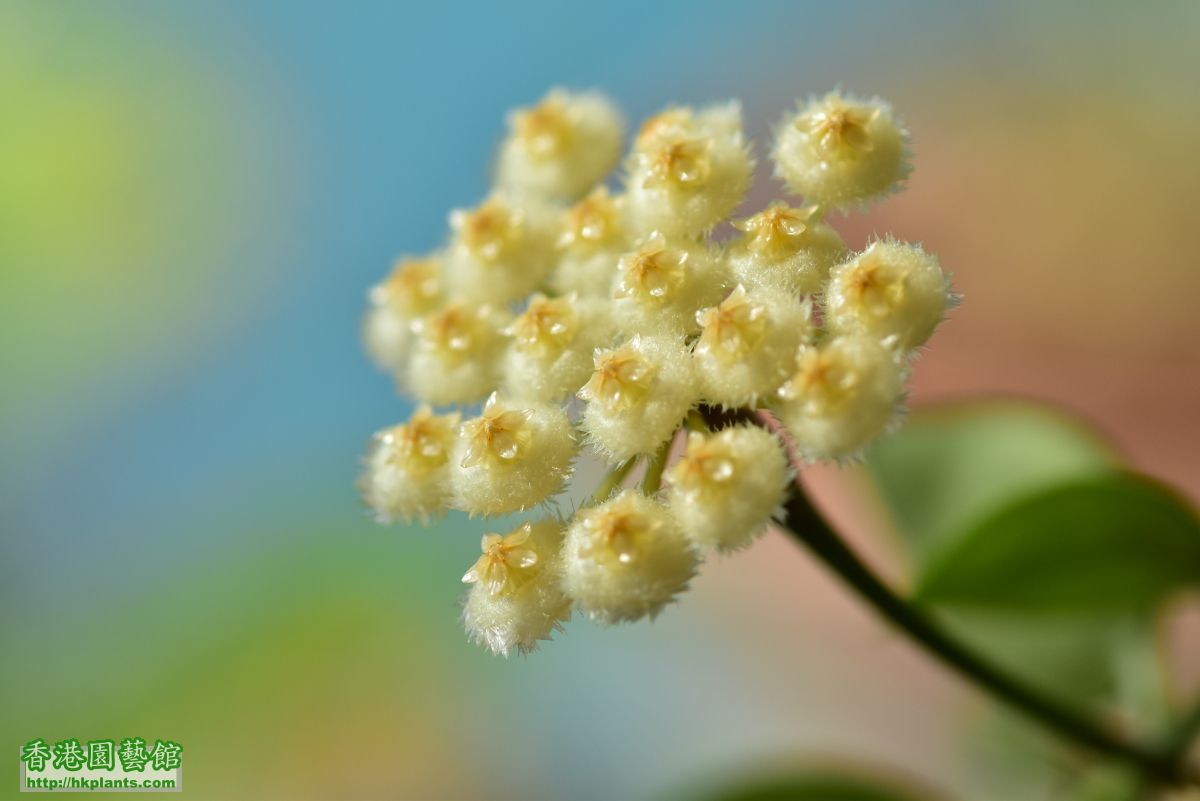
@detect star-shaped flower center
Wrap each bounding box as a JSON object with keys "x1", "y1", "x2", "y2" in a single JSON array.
[
  {"x1": 507, "y1": 294, "x2": 578, "y2": 357},
  {"x1": 558, "y1": 188, "x2": 619, "y2": 250},
  {"x1": 779, "y1": 346, "x2": 859, "y2": 413},
  {"x1": 615, "y1": 238, "x2": 687, "y2": 302},
  {"x1": 844, "y1": 246, "x2": 908, "y2": 317},
  {"x1": 383, "y1": 406, "x2": 459, "y2": 472},
  {"x1": 462, "y1": 523, "x2": 540, "y2": 597},
  {"x1": 372, "y1": 257, "x2": 441, "y2": 316},
  {"x1": 451, "y1": 199, "x2": 520, "y2": 262},
  {"x1": 643, "y1": 137, "x2": 711, "y2": 188},
  {"x1": 460, "y1": 393, "x2": 535, "y2": 468},
  {"x1": 578, "y1": 494, "x2": 661, "y2": 565},
  {"x1": 512, "y1": 93, "x2": 573, "y2": 157},
  {"x1": 695, "y1": 285, "x2": 767, "y2": 362},
  {"x1": 666, "y1": 432, "x2": 739, "y2": 498},
  {"x1": 800, "y1": 97, "x2": 879, "y2": 158},
  {"x1": 733, "y1": 203, "x2": 820, "y2": 257},
  {"x1": 420, "y1": 303, "x2": 479, "y2": 359},
  {"x1": 578, "y1": 341, "x2": 656, "y2": 412},
  {"x1": 635, "y1": 108, "x2": 692, "y2": 150}
]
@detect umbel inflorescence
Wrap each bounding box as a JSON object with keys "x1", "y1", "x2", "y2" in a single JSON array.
[{"x1": 360, "y1": 88, "x2": 955, "y2": 656}]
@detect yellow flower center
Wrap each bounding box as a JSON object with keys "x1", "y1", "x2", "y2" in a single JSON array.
[
  {"x1": 844, "y1": 247, "x2": 908, "y2": 317},
  {"x1": 558, "y1": 189, "x2": 619, "y2": 250},
  {"x1": 579, "y1": 496, "x2": 661, "y2": 565},
  {"x1": 801, "y1": 97, "x2": 879, "y2": 157},
  {"x1": 667, "y1": 432, "x2": 738, "y2": 497},
  {"x1": 452, "y1": 199, "x2": 520, "y2": 262},
  {"x1": 643, "y1": 138, "x2": 711, "y2": 188},
  {"x1": 695, "y1": 285, "x2": 767, "y2": 362},
  {"x1": 460, "y1": 398, "x2": 535, "y2": 468},
  {"x1": 733, "y1": 204, "x2": 820, "y2": 257},
  {"x1": 421, "y1": 303, "x2": 480, "y2": 361},
  {"x1": 373, "y1": 257, "x2": 441, "y2": 317},
  {"x1": 513, "y1": 94, "x2": 573, "y2": 157},
  {"x1": 635, "y1": 108, "x2": 692, "y2": 150},
  {"x1": 615, "y1": 244, "x2": 687, "y2": 302},
  {"x1": 508, "y1": 294, "x2": 577, "y2": 357},
  {"x1": 578, "y1": 343, "x2": 657, "y2": 412},
  {"x1": 462, "y1": 523, "x2": 540, "y2": 596},
  {"x1": 780, "y1": 346, "x2": 859, "y2": 414},
  {"x1": 383, "y1": 406, "x2": 458, "y2": 472}
]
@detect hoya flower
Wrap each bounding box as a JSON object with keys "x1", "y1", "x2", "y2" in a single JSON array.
[
  {"x1": 451, "y1": 392, "x2": 576, "y2": 516},
  {"x1": 495, "y1": 88, "x2": 625, "y2": 202},
  {"x1": 359, "y1": 406, "x2": 460, "y2": 523},
  {"x1": 773, "y1": 91, "x2": 910, "y2": 209},
  {"x1": 824, "y1": 239, "x2": 953, "y2": 352},
  {"x1": 362, "y1": 255, "x2": 445, "y2": 374},
  {"x1": 776, "y1": 334, "x2": 908, "y2": 461},
  {"x1": 549, "y1": 188, "x2": 632, "y2": 298},
  {"x1": 666, "y1": 426, "x2": 790, "y2": 552},
  {"x1": 502, "y1": 293, "x2": 616, "y2": 403},
  {"x1": 724, "y1": 203, "x2": 848, "y2": 296},
  {"x1": 407, "y1": 302, "x2": 510, "y2": 405},
  {"x1": 611, "y1": 231, "x2": 727, "y2": 337},
  {"x1": 461, "y1": 520, "x2": 573, "y2": 655},
  {"x1": 625, "y1": 103, "x2": 754, "y2": 238},
  {"x1": 578, "y1": 335, "x2": 696, "y2": 463},
  {"x1": 445, "y1": 194, "x2": 558, "y2": 305},
  {"x1": 562, "y1": 490, "x2": 698, "y2": 623},
  {"x1": 693, "y1": 284, "x2": 813, "y2": 408}
]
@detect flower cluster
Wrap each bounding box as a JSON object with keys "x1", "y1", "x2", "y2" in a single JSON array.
[{"x1": 359, "y1": 88, "x2": 954, "y2": 655}]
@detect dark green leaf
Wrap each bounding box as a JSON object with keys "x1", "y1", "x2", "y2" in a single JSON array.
[{"x1": 702, "y1": 771, "x2": 939, "y2": 801}]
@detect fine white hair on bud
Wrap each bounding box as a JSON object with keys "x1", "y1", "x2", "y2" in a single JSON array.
[
  {"x1": 776, "y1": 334, "x2": 909, "y2": 461},
  {"x1": 562, "y1": 490, "x2": 698, "y2": 624},
  {"x1": 666, "y1": 426, "x2": 790, "y2": 552},
  {"x1": 824, "y1": 239, "x2": 953, "y2": 352},
  {"x1": 549, "y1": 188, "x2": 631, "y2": 298},
  {"x1": 772, "y1": 91, "x2": 910, "y2": 209},
  {"x1": 495, "y1": 89, "x2": 625, "y2": 203},
  {"x1": 611, "y1": 231, "x2": 728, "y2": 338},
  {"x1": 502, "y1": 293, "x2": 616, "y2": 404},
  {"x1": 406, "y1": 302, "x2": 510, "y2": 406},
  {"x1": 451, "y1": 393, "x2": 577, "y2": 516},
  {"x1": 445, "y1": 194, "x2": 559, "y2": 305},
  {"x1": 578, "y1": 335, "x2": 697, "y2": 464},
  {"x1": 461, "y1": 519, "x2": 574, "y2": 656},
  {"x1": 362, "y1": 255, "x2": 446, "y2": 374},
  {"x1": 725, "y1": 202, "x2": 848, "y2": 296},
  {"x1": 359, "y1": 406, "x2": 460, "y2": 524},
  {"x1": 694, "y1": 284, "x2": 812, "y2": 408},
  {"x1": 625, "y1": 102, "x2": 754, "y2": 238}
]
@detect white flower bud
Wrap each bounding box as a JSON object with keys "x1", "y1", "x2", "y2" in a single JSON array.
[
  {"x1": 694, "y1": 284, "x2": 812, "y2": 408},
  {"x1": 725, "y1": 203, "x2": 848, "y2": 296},
  {"x1": 362, "y1": 255, "x2": 445, "y2": 374},
  {"x1": 359, "y1": 406, "x2": 460, "y2": 524},
  {"x1": 776, "y1": 334, "x2": 908, "y2": 461},
  {"x1": 824, "y1": 239, "x2": 952, "y2": 352},
  {"x1": 495, "y1": 88, "x2": 624, "y2": 203},
  {"x1": 503, "y1": 293, "x2": 616, "y2": 403},
  {"x1": 406, "y1": 302, "x2": 509, "y2": 406},
  {"x1": 461, "y1": 520, "x2": 573, "y2": 656},
  {"x1": 625, "y1": 103, "x2": 754, "y2": 238},
  {"x1": 611, "y1": 231, "x2": 727, "y2": 338},
  {"x1": 562, "y1": 490, "x2": 698, "y2": 623},
  {"x1": 549, "y1": 188, "x2": 631, "y2": 298},
  {"x1": 445, "y1": 194, "x2": 558, "y2": 305},
  {"x1": 666, "y1": 426, "x2": 790, "y2": 552},
  {"x1": 773, "y1": 91, "x2": 910, "y2": 209},
  {"x1": 451, "y1": 393, "x2": 576, "y2": 516},
  {"x1": 578, "y1": 335, "x2": 697, "y2": 463}
]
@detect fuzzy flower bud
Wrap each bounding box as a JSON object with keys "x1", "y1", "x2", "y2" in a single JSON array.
[
  {"x1": 503, "y1": 293, "x2": 616, "y2": 403},
  {"x1": 446, "y1": 194, "x2": 558, "y2": 305},
  {"x1": 666, "y1": 426, "x2": 790, "y2": 552},
  {"x1": 725, "y1": 203, "x2": 848, "y2": 296},
  {"x1": 461, "y1": 520, "x2": 573, "y2": 656},
  {"x1": 451, "y1": 392, "x2": 576, "y2": 516},
  {"x1": 611, "y1": 231, "x2": 727, "y2": 337},
  {"x1": 824, "y1": 239, "x2": 953, "y2": 351},
  {"x1": 773, "y1": 91, "x2": 909, "y2": 209},
  {"x1": 362, "y1": 255, "x2": 445, "y2": 374},
  {"x1": 495, "y1": 88, "x2": 625, "y2": 203},
  {"x1": 359, "y1": 406, "x2": 460, "y2": 523},
  {"x1": 693, "y1": 284, "x2": 812, "y2": 408},
  {"x1": 407, "y1": 302, "x2": 509, "y2": 406},
  {"x1": 578, "y1": 335, "x2": 697, "y2": 463},
  {"x1": 562, "y1": 490, "x2": 698, "y2": 623},
  {"x1": 776, "y1": 334, "x2": 908, "y2": 461},
  {"x1": 625, "y1": 103, "x2": 753, "y2": 238},
  {"x1": 549, "y1": 188, "x2": 632, "y2": 298}
]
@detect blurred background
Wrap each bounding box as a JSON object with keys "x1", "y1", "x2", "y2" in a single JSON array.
[{"x1": 2, "y1": 2, "x2": 1198, "y2": 798}]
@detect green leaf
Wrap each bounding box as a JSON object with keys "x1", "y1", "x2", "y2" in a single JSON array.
[
  {"x1": 866, "y1": 400, "x2": 1119, "y2": 563},
  {"x1": 916, "y1": 473, "x2": 1200, "y2": 614},
  {"x1": 702, "y1": 771, "x2": 940, "y2": 801}
]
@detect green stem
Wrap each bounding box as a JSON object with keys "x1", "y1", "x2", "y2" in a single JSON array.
[
  {"x1": 753, "y1": 411, "x2": 1192, "y2": 786},
  {"x1": 641, "y1": 436, "x2": 673, "y2": 495},
  {"x1": 590, "y1": 457, "x2": 638, "y2": 503}
]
